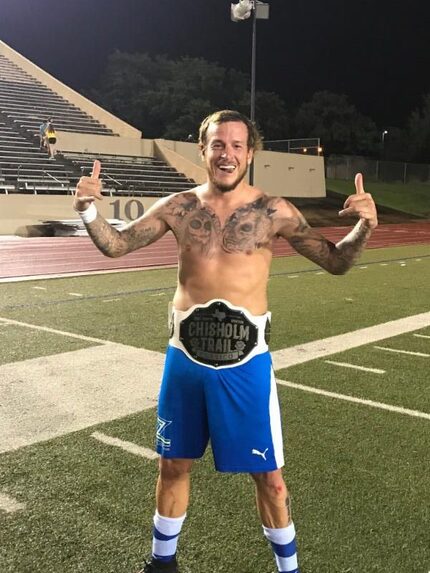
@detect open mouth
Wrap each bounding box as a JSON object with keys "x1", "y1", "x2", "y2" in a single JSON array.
[{"x1": 217, "y1": 164, "x2": 236, "y2": 174}]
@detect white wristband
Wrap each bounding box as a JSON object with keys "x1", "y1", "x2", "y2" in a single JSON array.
[{"x1": 76, "y1": 202, "x2": 97, "y2": 224}]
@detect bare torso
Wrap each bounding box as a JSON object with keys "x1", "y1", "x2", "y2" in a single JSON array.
[{"x1": 160, "y1": 188, "x2": 286, "y2": 315}]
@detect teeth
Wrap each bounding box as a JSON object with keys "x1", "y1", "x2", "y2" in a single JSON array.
[{"x1": 219, "y1": 165, "x2": 235, "y2": 172}]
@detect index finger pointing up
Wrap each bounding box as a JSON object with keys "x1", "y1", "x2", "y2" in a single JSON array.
[
  {"x1": 355, "y1": 172, "x2": 365, "y2": 194},
  {"x1": 91, "y1": 159, "x2": 101, "y2": 180}
]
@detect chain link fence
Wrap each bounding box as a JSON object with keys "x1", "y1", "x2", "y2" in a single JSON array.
[{"x1": 326, "y1": 155, "x2": 430, "y2": 184}]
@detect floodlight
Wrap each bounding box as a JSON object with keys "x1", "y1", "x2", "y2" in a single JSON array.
[{"x1": 231, "y1": 0, "x2": 253, "y2": 22}]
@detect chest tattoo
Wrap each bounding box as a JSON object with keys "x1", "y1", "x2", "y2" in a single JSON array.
[
  {"x1": 222, "y1": 198, "x2": 277, "y2": 253},
  {"x1": 166, "y1": 194, "x2": 277, "y2": 256}
]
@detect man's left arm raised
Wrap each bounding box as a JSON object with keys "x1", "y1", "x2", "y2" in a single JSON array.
[{"x1": 277, "y1": 173, "x2": 378, "y2": 275}]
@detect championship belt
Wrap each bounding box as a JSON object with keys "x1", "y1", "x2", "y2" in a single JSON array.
[{"x1": 178, "y1": 300, "x2": 260, "y2": 367}]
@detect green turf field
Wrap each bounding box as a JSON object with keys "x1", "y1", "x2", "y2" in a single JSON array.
[
  {"x1": 0, "y1": 244, "x2": 429, "y2": 573},
  {"x1": 326, "y1": 178, "x2": 430, "y2": 217}
]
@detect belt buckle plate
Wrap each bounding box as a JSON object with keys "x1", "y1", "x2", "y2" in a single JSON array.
[{"x1": 179, "y1": 301, "x2": 258, "y2": 367}]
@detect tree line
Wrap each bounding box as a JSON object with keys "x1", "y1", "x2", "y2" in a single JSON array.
[{"x1": 89, "y1": 51, "x2": 430, "y2": 163}]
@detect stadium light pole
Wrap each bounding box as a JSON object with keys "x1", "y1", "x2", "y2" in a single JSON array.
[
  {"x1": 381, "y1": 129, "x2": 388, "y2": 159},
  {"x1": 231, "y1": 1, "x2": 269, "y2": 185}
]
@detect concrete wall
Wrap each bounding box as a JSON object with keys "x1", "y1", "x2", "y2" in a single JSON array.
[
  {"x1": 0, "y1": 195, "x2": 159, "y2": 236},
  {"x1": 254, "y1": 150, "x2": 326, "y2": 198},
  {"x1": 0, "y1": 40, "x2": 141, "y2": 139},
  {"x1": 57, "y1": 131, "x2": 154, "y2": 157}
]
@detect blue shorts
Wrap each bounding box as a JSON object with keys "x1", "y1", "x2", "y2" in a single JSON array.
[{"x1": 156, "y1": 344, "x2": 285, "y2": 473}]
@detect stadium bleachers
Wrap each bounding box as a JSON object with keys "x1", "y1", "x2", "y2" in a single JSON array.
[
  {"x1": 62, "y1": 152, "x2": 194, "y2": 196},
  {"x1": 0, "y1": 120, "x2": 74, "y2": 193},
  {"x1": 0, "y1": 54, "x2": 115, "y2": 139},
  {"x1": 0, "y1": 53, "x2": 196, "y2": 197}
]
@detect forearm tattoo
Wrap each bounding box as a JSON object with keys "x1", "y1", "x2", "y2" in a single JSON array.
[
  {"x1": 334, "y1": 220, "x2": 373, "y2": 271},
  {"x1": 85, "y1": 214, "x2": 160, "y2": 257},
  {"x1": 287, "y1": 214, "x2": 372, "y2": 274}
]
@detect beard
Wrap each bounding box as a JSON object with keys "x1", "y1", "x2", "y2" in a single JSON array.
[{"x1": 209, "y1": 163, "x2": 249, "y2": 193}]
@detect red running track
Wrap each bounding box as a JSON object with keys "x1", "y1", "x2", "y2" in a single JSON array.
[{"x1": 1, "y1": 222, "x2": 429, "y2": 281}]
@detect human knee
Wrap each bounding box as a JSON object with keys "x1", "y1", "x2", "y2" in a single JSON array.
[{"x1": 159, "y1": 458, "x2": 193, "y2": 481}]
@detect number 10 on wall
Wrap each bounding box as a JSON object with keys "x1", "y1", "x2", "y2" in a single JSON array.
[{"x1": 109, "y1": 199, "x2": 145, "y2": 221}]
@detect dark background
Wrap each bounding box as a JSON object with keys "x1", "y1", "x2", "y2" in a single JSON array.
[{"x1": 1, "y1": 0, "x2": 429, "y2": 128}]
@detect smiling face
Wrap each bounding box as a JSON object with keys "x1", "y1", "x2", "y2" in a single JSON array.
[{"x1": 201, "y1": 121, "x2": 254, "y2": 193}]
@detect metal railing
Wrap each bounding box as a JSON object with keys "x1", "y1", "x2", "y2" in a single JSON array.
[{"x1": 264, "y1": 138, "x2": 322, "y2": 155}]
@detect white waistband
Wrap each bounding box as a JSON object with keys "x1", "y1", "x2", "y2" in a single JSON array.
[{"x1": 169, "y1": 298, "x2": 271, "y2": 370}]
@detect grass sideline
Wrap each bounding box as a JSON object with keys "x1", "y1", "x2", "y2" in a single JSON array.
[
  {"x1": 326, "y1": 178, "x2": 430, "y2": 217},
  {"x1": 0, "y1": 244, "x2": 429, "y2": 572}
]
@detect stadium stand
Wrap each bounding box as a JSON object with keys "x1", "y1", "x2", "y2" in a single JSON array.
[
  {"x1": 62, "y1": 152, "x2": 194, "y2": 196},
  {"x1": 0, "y1": 51, "x2": 196, "y2": 198},
  {"x1": 0, "y1": 119, "x2": 74, "y2": 193},
  {"x1": 0, "y1": 54, "x2": 115, "y2": 138}
]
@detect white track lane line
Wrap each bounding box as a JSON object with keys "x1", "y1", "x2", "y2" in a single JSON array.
[
  {"x1": 414, "y1": 334, "x2": 430, "y2": 339},
  {"x1": 374, "y1": 346, "x2": 430, "y2": 357},
  {"x1": 324, "y1": 360, "x2": 385, "y2": 374},
  {"x1": 0, "y1": 492, "x2": 26, "y2": 514},
  {"x1": 91, "y1": 431, "x2": 158, "y2": 460},
  {"x1": 276, "y1": 379, "x2": 430, "y2": 420}
]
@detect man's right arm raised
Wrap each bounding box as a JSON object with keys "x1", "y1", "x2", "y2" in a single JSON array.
[{"x1": 73, "y1": 160, "x2": 169, "y2": 258}]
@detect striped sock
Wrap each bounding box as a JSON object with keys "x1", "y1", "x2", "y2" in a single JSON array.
[
  {"x1": 152, "y1": 511, "x2": 186, "y2": 563},
  {"x1": 263, "y1": 522, "x2": 299, "y2": 573}
]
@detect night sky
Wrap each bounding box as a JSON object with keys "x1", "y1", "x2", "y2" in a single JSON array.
[{"x1": 1, "y1": 0, "x2": 429, "y2": 129}]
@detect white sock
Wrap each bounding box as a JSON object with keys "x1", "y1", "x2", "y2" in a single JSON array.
[
  {"x1": 152, "y1": 510, "x2": 186, "y2": 562},
  {"x1": 263, "y1": 522, "x2": 299, "y2": 572}
]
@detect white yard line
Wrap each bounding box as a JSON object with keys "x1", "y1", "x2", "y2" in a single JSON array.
[
  {"x1": 0, "y1": 345, "x2": 165, "y2": 454},
  {"x1": 414, "y1": 334, "x2": 430, "y2": 339},
  {"x1": 374, "y1": 346, "x2": 430, "y2": 358},
  {"x1": 0, "y1": 317, "x2": 116, "y2": 345},
  {"x1": 91, "y1": 431, "x2": 158, "y2": 460},
  {"x1": 276, "y1": 379, "x2": 430, "y2": 421},
  {"x1": 0, "y1": 492, "x2": 26, "y2": 514},
  {"x1": 324, "y1": 360, "x2": 385, "y2": 374},
  {"x1": 272, "y1": 311, "x2": 430, "y2": 369},
  {"x1": 68, "y1": 292, "x2": 83, "y2": 297}
]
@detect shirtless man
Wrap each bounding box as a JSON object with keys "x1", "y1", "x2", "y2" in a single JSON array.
[{"x1": 73, "y1": 110, "x2": 377, "y2": 573}]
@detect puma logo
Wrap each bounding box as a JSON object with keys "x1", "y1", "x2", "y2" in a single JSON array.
[{"x1": 252, "y1": 448, "x2": 269, "y2": 461}]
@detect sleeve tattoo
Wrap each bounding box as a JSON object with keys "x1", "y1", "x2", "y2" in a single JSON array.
[
  {"x1": 85, "y1": 214, "x2": 163, "y2": 258},
  {"x1": 287, "y1": 216, "x2": 372, "y2": 274}
]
